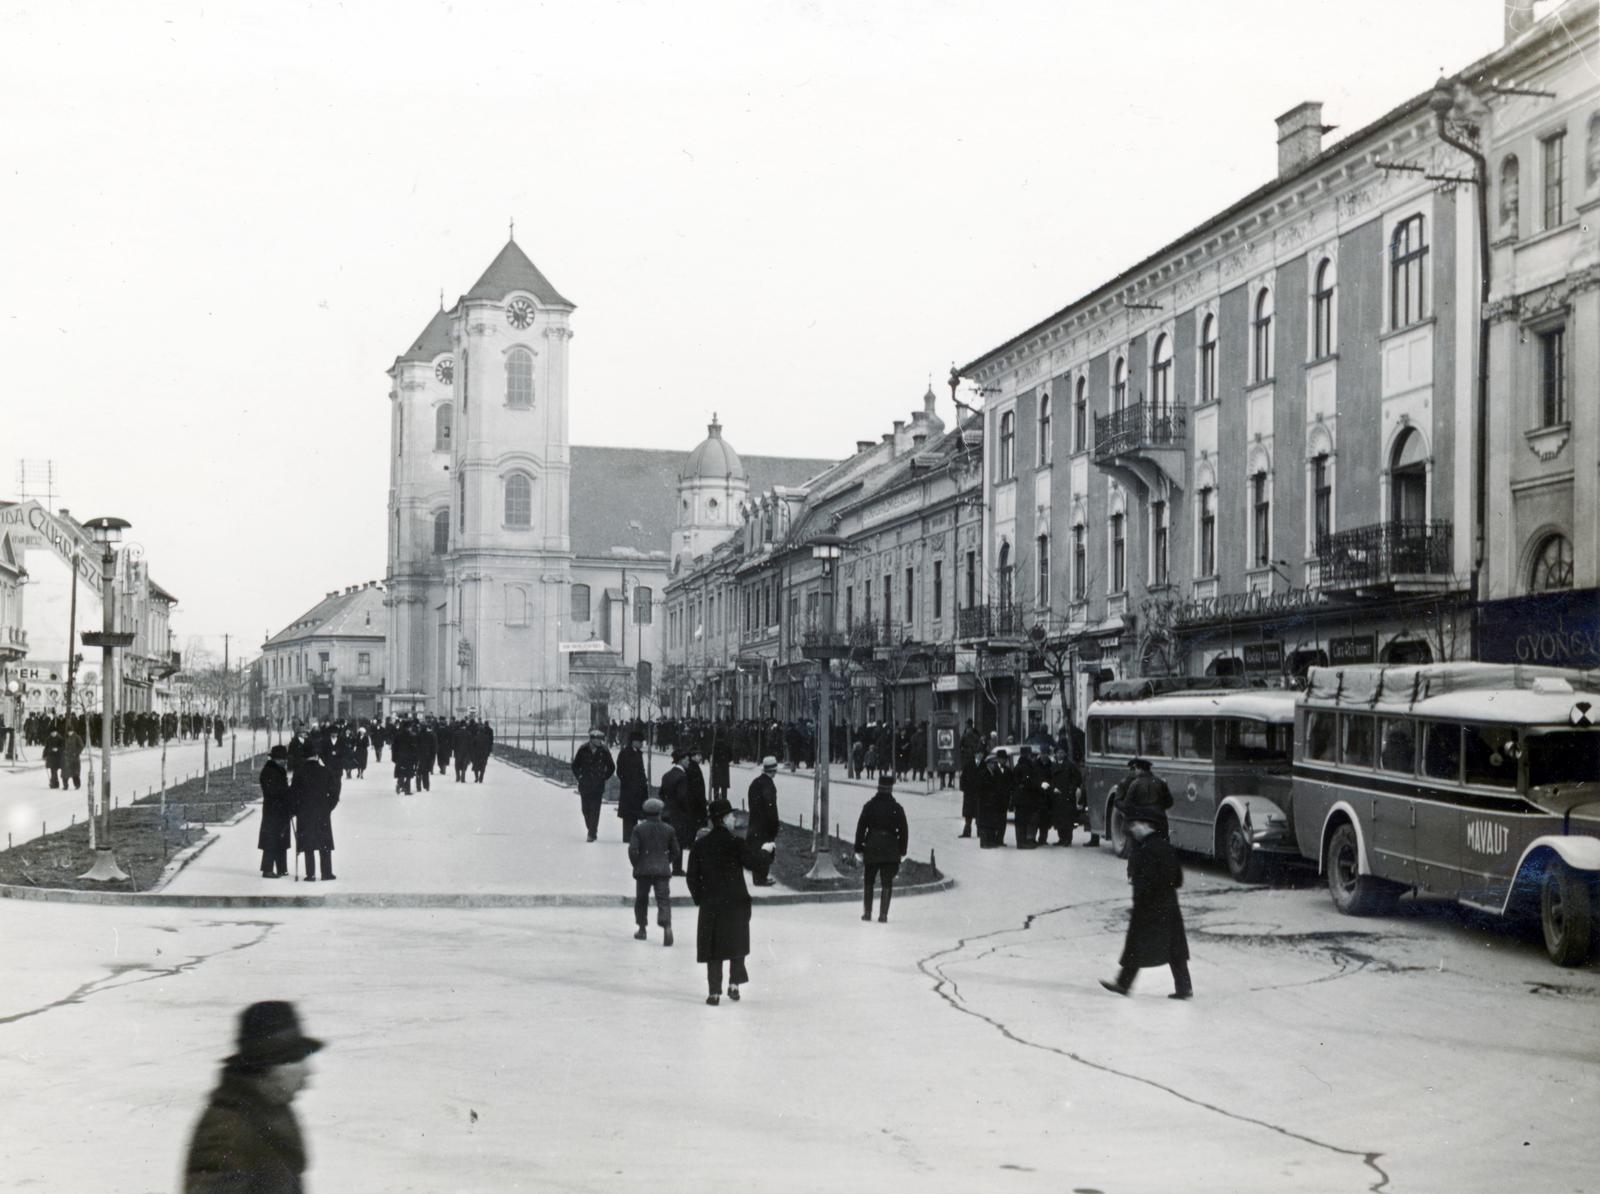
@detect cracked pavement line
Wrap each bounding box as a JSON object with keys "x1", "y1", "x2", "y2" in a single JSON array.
[
  {"x1": 0, "y1": 920, "x2": 282, "y2": 1028},
  {"x1": 917, "y1": 900, "x2": 1393, "y2": 1194}
]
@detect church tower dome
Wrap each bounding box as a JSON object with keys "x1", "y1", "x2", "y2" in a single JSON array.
[
  {"x1": 672, "y1": 414, "x2": 749, "y2": 567},
  {"x1": 680, "y1": 414, "x2": 745, "y2": 482}
]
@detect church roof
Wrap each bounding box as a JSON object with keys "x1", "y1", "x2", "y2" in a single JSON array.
[
  {"x1": 570, "y1": 445, "x2": 832, "y2": 560},
  {"x1": 681, "y1": 415, "x2": 744, "y2": 482},
  {"x1": 463, "y1": 239, "x2": 573, "y2": 308},
  {"x1": 396, "y1": 306, "x2": 455, "y2": 365}
]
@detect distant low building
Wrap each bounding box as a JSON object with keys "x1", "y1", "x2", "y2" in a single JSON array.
[{"x1": 261, "y1": 581, "x2": 387, "y2": 724}]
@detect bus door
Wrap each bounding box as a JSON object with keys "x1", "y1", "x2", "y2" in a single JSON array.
[
  {"x1": 1368, "y1": 716, "x2": 1420, "y2": 886},
  {"x1": 1167, "y1": 715, "x2": 1214, "y2": 853},
  {"x1": 1411, "y1": 721, "x2": 1465, "y2": 897},
  {"x1": 1457, "y1": 722, "x2": 1525, "y2": 907}
]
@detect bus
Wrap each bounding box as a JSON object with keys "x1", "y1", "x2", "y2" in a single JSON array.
[
  {"x1": 1292, "y1": 663, "x2": 1600, "y2": 966},
  {"x1": 1084, "y1": 679, "x2": 1299, "y2": 881}
]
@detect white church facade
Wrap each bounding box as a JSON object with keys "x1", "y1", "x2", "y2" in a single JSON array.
[{"x1": 383, "y1": 238, "x2": 830, "y2": 721}]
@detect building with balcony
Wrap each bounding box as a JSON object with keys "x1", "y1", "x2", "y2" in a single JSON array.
[
  {"x1": 262, "y1": 581, "x2": 387, "y2": 724},
  {"x1": 955, "y1": 3, "x2": 1599, "y2": 727},
  {"x1": 0, "y1": 525, "x2": 25, "y2": 667}
]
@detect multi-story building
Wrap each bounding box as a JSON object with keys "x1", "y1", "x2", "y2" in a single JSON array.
[
  {"x1": 0, "y1": 522, "x2": 25, "y2": 667},
  {"x1": 956, "y1": 0, "x2": 1598, "y2": 735},
  {"x1": 261, "y1": 581, "x2": 387, "y2": 724}
]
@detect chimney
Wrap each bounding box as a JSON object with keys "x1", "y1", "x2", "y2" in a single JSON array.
[
  {"x1": 912, "y1": 433, "x2": 927, "y2": 448},
  {"x1": 1504, "y1": 0, "x2": 1538, "y2": 42},
  {"x1": 1276, "y1": 101, "x2": 1326, "y2": 177},
  {"x1": 856, "y1": 440, "x2": 874, "y2": 454}
]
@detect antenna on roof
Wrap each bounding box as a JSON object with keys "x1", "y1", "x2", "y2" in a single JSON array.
[
  {"x1": 509, "y1": 217, "x2": 515, "y2": 241},
  {"x1": 439, "y1": 288, "x2": 444, "y2": 311}
]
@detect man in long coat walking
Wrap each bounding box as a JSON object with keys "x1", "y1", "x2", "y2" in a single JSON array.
[
  {"x1": 686, "y1": 797, "x2": 775, "y2": 1005},
  {"x1": 616, "y1": 730, "x2": 649, "y2": 841},
  {"x1": 658, "y1": 750, "x2": 691, "y2": 875},
  {"x1": 258, "y1": 745, "x2": 292, "y2": 878},
  {"x1": 469, "y1": 719, "x2": 494, "y2": 782},
  {"x1": 571, "y1": 728, "x2": 615, "y2": 842},
  {"x1": 1101, "y1": 807, "x2": 1192, "y2": 999},
  {"x1": 745, "y1": 756, "x2": 781, "y2": 886}
]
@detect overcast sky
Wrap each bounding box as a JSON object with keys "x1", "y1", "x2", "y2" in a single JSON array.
[{"x1": 2, "y1": 0, "x2": 1509, "y2": 658}]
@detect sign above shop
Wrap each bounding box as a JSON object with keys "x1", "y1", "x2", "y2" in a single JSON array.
[
  {"x1": 1478, "y1": 590, "x2": 1599, "y2": 670},
  {"x1": 1172, "y1": 586, "x2": 1326, "y2": 628},
  {"x1": 1328, "y1": 633, "x2": 1377, "y2": 665},
  {"x1": 1242, "y1": 640, "x2": 1284, "y2": 671}
]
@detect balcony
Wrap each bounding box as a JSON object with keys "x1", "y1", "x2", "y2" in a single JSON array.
[
  {"x1": 957, "y1": 602, "x2": 1024, "y2": 644},
  {"x1": 1093, "y1": 401, "x2": 1187, "y2": 493},
  {"x1": 0, "y1": 624, "x2": 26, "y2": 660},
  {"x1": 1316, "y1": 521, "x2": 1454, "y2": 592}
]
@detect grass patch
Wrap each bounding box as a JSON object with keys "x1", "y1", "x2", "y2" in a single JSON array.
[{"x1": 0, "y1": 758, "x2": 266, "y2": 892}]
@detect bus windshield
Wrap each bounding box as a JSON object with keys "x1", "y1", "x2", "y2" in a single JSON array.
[
  {"x1": 1526, "y1": 732, "x2": 1600, "y2": 788},
  {"x1": 1218, "y1": 719, "x2": 1291, "y2": 766}
]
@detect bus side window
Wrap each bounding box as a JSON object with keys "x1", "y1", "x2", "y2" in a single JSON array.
[
  {"x1": 1341, "y1": 715, "x2": 1376, "y2": 768},
  {"x1": 1176, "y1": 717, "x2": 1212, "y2": 760},
  {"x1": 1379, "y1": 719, "x2": 1415, "y2": 774},
  {"x1": 1106, "y1": 718, "x2": 1138, "y2": 755},
  {"x1": 1422, "y1": 722, "x2": 1463, "y2": 784},
  {"x1": 1463, "y1": 724, "x2": 1517, "y2": 789},
  {"x1": 1088, "y1": 719, "x2": 1105, "y2": 755},
  {"x1": 1305, "y1": 711, "x2": 1337, "y2": 762},
  {"x1": 1140, "y1": 719, "x2": 1173, "y2": 759}
]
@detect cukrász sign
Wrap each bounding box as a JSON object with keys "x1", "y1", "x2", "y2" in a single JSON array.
[
  {"x1": 1172, "y1": 586, "x2": 1325, "y2": 628},
  {"x1": 0, "y1": 501, "x2": 102, "y2": 590}
]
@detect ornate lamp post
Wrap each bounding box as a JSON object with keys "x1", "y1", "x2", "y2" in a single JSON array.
[
  {"x1": 79, "y1": 516, "x2": 133, "y2": 882},
  {"x1": 802, "y1": 534, "x2": 847, "y2": 880}
]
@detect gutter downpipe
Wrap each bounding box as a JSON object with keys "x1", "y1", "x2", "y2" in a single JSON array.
[{"x1": 1431, "y1": 78, "x2": 1491, "y2": 661}]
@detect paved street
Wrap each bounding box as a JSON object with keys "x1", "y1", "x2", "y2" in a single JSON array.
[
  {"x1": 0, "y1": 736, "x2": 239, "y2": 848},
  {"x1": 3, "y1": 756, "x2": 1595, "y2": 1192}
]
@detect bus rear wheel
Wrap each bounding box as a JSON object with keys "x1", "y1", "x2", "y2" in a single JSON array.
[
  {"x1": 1325, "y1": 823, "x2": 1399, "y2": 916},
  {"x1": 1109, "y1": 803, "x2": 1129, "y2": 858},
  {"x1": 1221, "y1": 812, "x2": 1265, "y2": 884},
  {"x1": 1540, "y1": 863, "x2": 1595, "y2": 967}
]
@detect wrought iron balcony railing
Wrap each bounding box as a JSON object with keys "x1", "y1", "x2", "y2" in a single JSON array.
[
  {"x1": 956, "y1": 602, "x2": 1024, "y2": 641},
  {"x1": 1316, "y1": 520, "x2": 1453, "y2": 588},
  {"x1": 1093, "y1": 401, "x2": 1187, "y2": 464}
]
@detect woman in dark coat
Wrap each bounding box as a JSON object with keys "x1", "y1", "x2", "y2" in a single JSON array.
[
  {"x1": 257, "y1": 746, "x2": 293, "y2": 878},
  {"x1": 1101, "y1": 811, "x2": 1192, "y2": 998},
  {"x1": 686, "y1": 798, "x2": 775, "y2": 1005}
]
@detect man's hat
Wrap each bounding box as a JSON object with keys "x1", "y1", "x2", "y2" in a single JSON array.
[
  {"x1": 643, "y1": 796, "x2": 664, "y2": 815},
  {"x1": 761, "y1": 755, "x2": 778, "y2": 772},
  {"x1": 588, "y1": 728, "x2": 604, "y2": 739},
  {"x1": 268, "y1": 745, "x2": 287, "y2": 760},
  {"x1": 1130, "y1": 757, "x2": 1152, "y2": 770},
  {"x1": 671, "y1": 749, "x2": 686, "y2": 763},
  {"x1": 877, "y1": 773, "x2": 896, "y2": 788},
  {"x1": 708, "y1": 797, "x2": 734, "y2": 822},
  {"x1": 225, "y1": 1000, "x2": 323, "y2": 1068},
  {"x1": 630, "y1": 730, "x2": 644, "y2": 742}
]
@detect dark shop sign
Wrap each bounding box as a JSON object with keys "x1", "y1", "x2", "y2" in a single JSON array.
[
  {"x1": 1172, "y1": 587, "x2": 1325, "y2": 628},
  {"x1": 1478, "y1": 590, "x2": 1600, "y2": 670},
  {"x1": 1242, "y1": 640, "x2": 1284, "y2": 671},
  {"x1": 1328, "y1": 634, "x2": 1377, "y2": 665}
]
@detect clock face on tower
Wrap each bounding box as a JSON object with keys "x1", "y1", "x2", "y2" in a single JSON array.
[
  {"x1": 506, "y1": 297, "x2": 535, "y2": 330},
  {"x1": 435, "y1": 357, "x2": 454, "y2": 384}
]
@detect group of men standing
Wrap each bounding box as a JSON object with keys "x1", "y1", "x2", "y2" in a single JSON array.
[
  {"x1": 958, "y1": 742, "x2": 1085, "y2": 849},
  {"x1": 257, "y1": 728, "x2": 343, "y2": 881}
]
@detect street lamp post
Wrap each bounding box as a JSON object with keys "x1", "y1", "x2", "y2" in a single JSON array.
[
  {"x1": 803, "y1": 535, "x2": 847, "y2": 881},
  {"x1": 79, "y1": 516, "x2": 134, "y2": 882}
]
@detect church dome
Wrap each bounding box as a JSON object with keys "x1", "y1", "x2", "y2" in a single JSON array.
[{"x1": 681, "y1": 415, "x2": 745, "y2": 482}]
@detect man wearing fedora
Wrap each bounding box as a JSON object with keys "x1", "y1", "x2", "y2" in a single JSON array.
[
  {"x1": 745, "y1": 756, "x2": 781, "y2": 886},
  {"x1": 1101, "y1": 806, "x2": 1193, "y2": 1000},
  {"x1": 258, "y1": 745, "x2": 293, "y2": 879},
  {"x1": 616, "y1": 729, "x2": 649, "y2": 841},
  {"x1": 183, "y1": 1000, "x2": 323, "y2": 1193},
  {"x1": 854, "y1": 773, "x2": 909, "y2": 922},
  {"x1": 686, "y1": 797, "x2": 776, "y2": 1005},
  {"x1": 571, "y1": 728, "x2": 616, "y2": 843},
  {"x1": 658, "y1": 749, "x2": 692, "y2": 875}
]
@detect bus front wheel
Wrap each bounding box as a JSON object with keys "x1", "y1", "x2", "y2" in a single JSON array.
[
  {"x1": 1109, "y1": 803, "x2": 1129, "y2": 858},
  {"x1": 1540, "y1": 863, "x2": 1595, "y2": 967},
  {"x1": 1221, "y1": 812, "x2": 1265, "y2": 884},
  {"x1": 1325, "y1": 823, "x2": 1399, "y2": 917}
]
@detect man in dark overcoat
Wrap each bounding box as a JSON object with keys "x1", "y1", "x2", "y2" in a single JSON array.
[
  {"x1": 1101, "y1": 809, "x2": 1192, "y2": 999},
  {"x1": 183, "y1": 1000, "x2": 322, "y2": 1194},
  {"x1": 710, "y1": 737, "x2": 732, "y2": 801},
  {"x1": 413, "y1": 719, "x2": 435, "y2": 792},
  {"x1": 391, "y1": 720, "x2": 416, "y2": 794},
  {"x1": 958, "y1": 749, "x2": 982, "y2": 838},
  {"x1": 571, "y1": 728, "x2": 615, "y2": 842},
  {"x1": 43, "y1": 724, "x2": 64, "y2": 788},
  {"x1": 62, "y1": 725, "x2": 84, "y2": 790},
  {"x1": 616, "y1": 730, "x2": 649, "y2": 841},
  {"x1": 658, "y1": 750, "x2": 691, "y2": 875},
  {"x1": 976, "y1": 749, "x2": 1013, "y2": 848},
  {"x1": 1048, "y1": 747, "x2": 1083, "y2": 847},
  {"x1": 684, "y1": 747, "x2": 708, "y2": 842},
  {"x1": 469, "y1": 719, "x2": 494, "y2": 782},
  {"x1": 854, "y1": 773, "x2": 909, "y2": 921},
  {"x1": 290, "y1": 747, "x2": 337, "y2": 881},
  {"x1": 452, "y1": 719, "x2": 473, "y2": 782},
  {"x1": 686, "y1": 797, "x2": 775, "y2": 1005},
  {"x1": 1118, "y1": 756, "x2": 1174, "y2": 835},
  {"x1": 257, "y1": 745, "x2": 292, "y2": 878},
  {"x1": 745, "y1": 755, "x2": 781, "y2": 886},
  {"x1": 435, "y1": 721, "x2": 453, "y2": 777}
]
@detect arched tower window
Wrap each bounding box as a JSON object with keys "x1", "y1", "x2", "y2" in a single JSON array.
[
  {"x1": 432, "y1": 509, "x2": 449, "y2": 555},
  {"x1": 506, "y1": 348, "x2": 534, "y2": 409},
  {"x1": 504, "y1": 473, "x2": 532, "y2": 527},
  {"x1": 434, "y1": 404, "x2": 452, "y2": 451}
]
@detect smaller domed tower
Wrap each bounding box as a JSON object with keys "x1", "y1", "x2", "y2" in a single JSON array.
[{"x1": 672, "y1": 414, "x2": 749, "y2": 566}]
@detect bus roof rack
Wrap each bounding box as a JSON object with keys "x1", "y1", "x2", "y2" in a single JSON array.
[
  {"x1": 1097, "y1": 675, "x2": 1281, "y2": 701},
  {"x1": 1305, "y1": 662, "x2": 1600, "y2": 709}
]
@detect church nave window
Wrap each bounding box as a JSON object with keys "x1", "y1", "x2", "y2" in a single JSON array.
[{"x1": 507, "y1": 347, "x2": 535, "y2": 409}]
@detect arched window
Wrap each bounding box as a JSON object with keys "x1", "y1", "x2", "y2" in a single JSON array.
[
  {"x1": 432, "y1": 509, "x2": 449, "y2": 555},
  {"x1": 571, "y1": 583, "x2": 591, "y2": 623},
  {"x1": 1110, "y1": 513, "x2": 1126, "y2": 593},
  {"x1": 506, "y1": 347, "x2": 534, "y2": 409},
  {"x1": 1389, "y1": 428, "x2": 1427, "y2": 525},
  {"x1": 1529, "y1": 534, "x2": 1574, "y2": 592},
  {"x1": 1390, "y1": 215, "x2": 1427, "y2": 329},
  {"x1": 1312, "y1": 259, "x2": 1336, "y2": 358},
  {"x1": 505, "y1": 584, "x2": 529, "y2": 627},
  {"x1": 1199, "y1": 313, "x2": 1218, "y2": 402},
  {"x1": 1252, "y1": 288, "x2": 1274, "y2": 382},
  {"x1": 504, "y1": 473, "x2": 532, "y2": 527},
  {"x1": 1113, "y1": 357, "x2": 1127, "y2": 411},
  {"x1": 998, "y1": 411, "x2": 1015, "y2": 480},
  {"x1": 1252, "y1": 471, "x2": 1271, "y2": 567},
  {"x1": 1037, "y1": 394, "x2": 1052, "y2": 467},
  {"x1": 1074, "y1": 376, "x2": 1088, "y2": 452},
  {"x1": 434, "y1": 404, "x2": 452, "y2": 451},
  {"x1": 1150, "y1": 334, "x2": 1173, "y2": 420},
  {"x1": 997, "y1": 540, "x2": 1013, "y2": 608}
]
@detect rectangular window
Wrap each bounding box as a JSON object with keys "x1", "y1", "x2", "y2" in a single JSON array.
[
  {"x1": 318, "y1": 651, "x2": 330, "y2": 668},
  {"x1": 1038, "y1": 398, "x2": 1052, "y2": 467},
  {"x1": 1175, "y1": 717, "x2": 1213, "y2": 759},
  {"x1": 1252, "y1": 473, "x2": 1270, "y2": 568},
  {"x1": 1036, "y1": 536, "x2": 1049, "y2": 606},
  {"x1": 933, "y1": 560, "x2": 943, "y2": 619},
  {"x1": 358, "y1": 652, "x2": 371, "y2": 677},
  {"x1": 1542, "y1": 130, "x2": 1566, "y2": 229},
  {"x1": 1201, "y1": 322, "x2": 1218, "y2": 403},
  {"x1": 1073, "y1": 526, "x2": 1086, "y2": 600},
  {"x1": 1341, "y1": 714, "x2": 1376, "y2": 768},
  {"x1": 998, "y1": 413, "x2": 1015, "y2": 481},
  {"x1": 846, "y1": 585, "x2": 854, "y2": 628},
  {"x1": 634, "y1": 586, "x2": 653, "y2": 624},
  {"x1": 1139, "y1": 719, "x2": 1173, "y2": 758},
  {"x1": 1463, "y1": 723, "x2": 1518, "y2": 788},
  {"x1": 1106, "y1": 718, "x2": 1138, "y2": 755},
  {"x1": 1151, "y1": 501, "x2": 1168, "y2": 586},
  {"x1": 1313, "y1": 456, "x2": 1332, "y2": 546},
  {"x1": 905, "y1": 566, "x2": 914, "y2": 622},
  {"x1": 1199, "y1": 489, "x2": 1216, "y2": 577},
  {"x1": 1390, "y1": 215, "x2": 1427, "y2": 330},
  {"x1": 571, "y1": 584, "x2": 591, "y2": 623},
  {"x1": 864, "y1": 579, "x2": 873, "y2": 625},
  {"x1": 1074, "y1": 389, "x2": 1087, "y2": 453},
  {"x1": 1540, "y1": 327, "x2": 1567, "y2": 426},
  {"x1": 965, "y1": 552, "x2": 976, "y2": 608},
  {"x1": 1111, "y1": 514, "x2": 1125, "y2": 593},
  {"x1": 1378, "y1": 718, "x2": 1415, "y2": 773},
  {"x1": 458, "y1": 472, "x2": 466, "y2": 533},
  {"x1": 1422, "y1": 722, "x2": 1462, "y2": 784},
  {"x1": 1305, "y1": 711, "x2": 1337, "y2": 762},
  {"x1": 883, "y1": 573, "x2": 892, "y2": 629}
]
